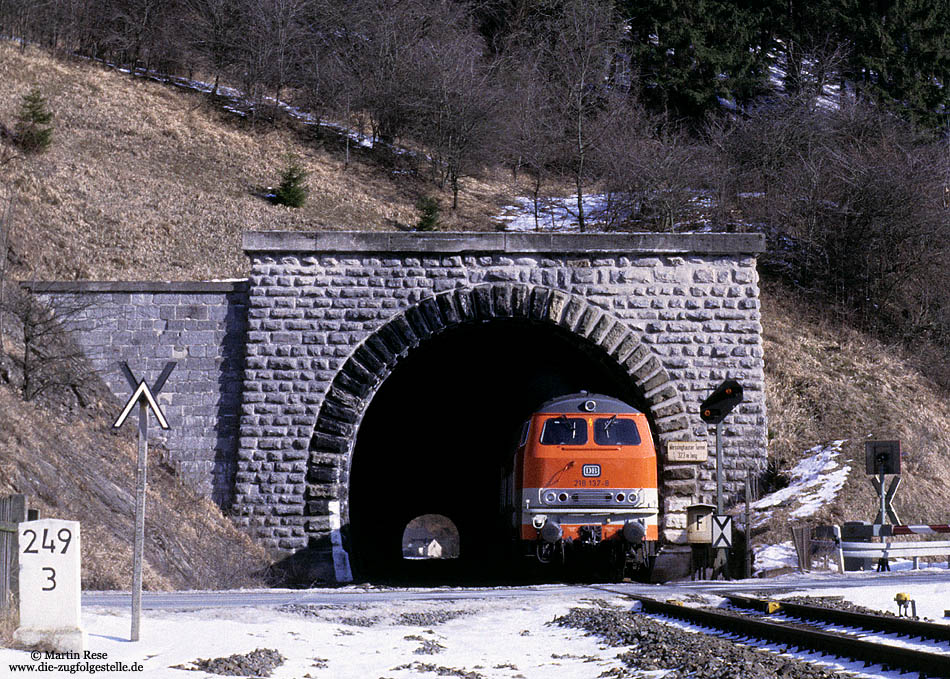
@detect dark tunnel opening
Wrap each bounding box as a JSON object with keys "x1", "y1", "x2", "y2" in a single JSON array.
[{"x1": 346, "y1": 319, "x2": 654, "y2": 584}]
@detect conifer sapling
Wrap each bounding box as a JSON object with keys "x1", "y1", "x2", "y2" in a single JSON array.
[
  {"x1": 274, "y1": 155, "x2": 309, "y2": 208},
  {"x1": 15, "y1": 87, "x2": 53, "y2": 154}
]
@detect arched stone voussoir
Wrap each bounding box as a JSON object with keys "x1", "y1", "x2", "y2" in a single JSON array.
[
  {"x1": 435, "y1": 289, "x2": 462, "y2": 326},
  {"x1": 310, "y1": 283, "x2": 687, "y2": 459}
]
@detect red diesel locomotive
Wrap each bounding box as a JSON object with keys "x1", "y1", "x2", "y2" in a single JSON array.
[{"x1": 501, "y1": 392, "x2": 659, "y2": 579}]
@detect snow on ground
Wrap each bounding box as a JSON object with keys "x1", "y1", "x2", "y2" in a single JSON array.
[
  {"x1": 2, "y1": 592, "x2": 632, "y2": 679},
  {"x1": 5, "y1": 571, "x2": 949, "y2": 678},
  {"x1": 752, "y1": 541, "x2": 800, "y2": 574},
  {"x1": 494, "y1": 195, "x2": 617, "y2": 231},
  {"x1": 777, "y1": 564, "x2": 950, "y2": 623},
  {"x1": 746, "y1": 441, "x2": 851, "y2": 574},
  {"x1": 493, "y1": 191, "x2": 716, "y2": 232}
]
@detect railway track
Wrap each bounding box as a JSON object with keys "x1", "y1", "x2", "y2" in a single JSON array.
[{"x1": 627, "y1": 593, "x2": 950, "y2": 678}]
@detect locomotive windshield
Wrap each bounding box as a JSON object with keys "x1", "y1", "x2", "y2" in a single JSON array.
[
  {"x1": 594, "y1": 417, "x2": 641, "y2": 445},
  {"x1": 540, "y1": 417, "x2": 588, "y2": 445}
]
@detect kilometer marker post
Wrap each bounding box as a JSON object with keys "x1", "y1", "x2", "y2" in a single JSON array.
[{"x1": 113, "y1": 361, "x2": 175, "y2": 641}]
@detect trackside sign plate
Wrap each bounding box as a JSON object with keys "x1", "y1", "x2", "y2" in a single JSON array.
[
  {"x1": 582, "y1": 464, "x2": 601, "y2": 477},
  {"x1": 667, "y1": 441, "x2": 708, "y2": 463}
]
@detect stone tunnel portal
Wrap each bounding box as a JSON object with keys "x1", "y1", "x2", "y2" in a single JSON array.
[
  {"x1": 346, "y1": 318, "x2": 657, "y2": 581},
  {"x1": 24, "y1": 232, "x2": 768, "y2": 584}
]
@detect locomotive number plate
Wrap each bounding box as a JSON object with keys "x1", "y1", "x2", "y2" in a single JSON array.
[{"x1": 581, "y1": 464, "x2": 601, "y2": 477}]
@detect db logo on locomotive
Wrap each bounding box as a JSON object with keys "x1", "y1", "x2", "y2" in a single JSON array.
[{"x1": 581, "y1": 464, "x2": 601, "y2": 477}]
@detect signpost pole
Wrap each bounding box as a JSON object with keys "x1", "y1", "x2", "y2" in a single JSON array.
[
  {"x1": 713, "y1": 421, "x2": 728, "y2": 578},
  {"x1": 113, "y1": 360, "x2": 174, "y2": 643},
  {"x1": 131, "y1": 400, "x2": 148, "y2": 642},
  {"x1": 715, "y1": 423, "x2": 724, "y2": 514},
  {"x1": 879, "y1": 467, "x2": 887, "y2": 530},
  {"x1": 744, "y1": 470, "x2": 752, "y2": 579},
  {"x1": 699, "y1": 381, "x2": 743, "y2": 581}
]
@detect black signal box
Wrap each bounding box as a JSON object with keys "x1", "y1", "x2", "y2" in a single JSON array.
[
  {"x1": 699, "y1": 380, "x2": 743, "y2": 425},
  {"x1": 865, "y1": 440, "x2": 901, "y2": 475}
]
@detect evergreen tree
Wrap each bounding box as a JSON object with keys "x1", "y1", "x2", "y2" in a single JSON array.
[
  {"x1": 621, "y1": 0, "x2": 774, "y2": 123},
  {"x1": 839, "y1": 0, "x2": 950, "y2": 129},
  {"x1": 273, "y1": 156, "x2": 308, "y2": 208},
  {"x1": 15, "y1": 87, "x2": 53, "y2": 154},
  {"x1": 415, "y1": 196, "x2": 440, "y2": 231}
]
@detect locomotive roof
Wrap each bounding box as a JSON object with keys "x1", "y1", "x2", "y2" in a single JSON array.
[{"x1": 534, "y1": 392, "x2": 642, "y2": 415}]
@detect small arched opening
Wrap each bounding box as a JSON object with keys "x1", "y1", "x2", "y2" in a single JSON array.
[{"x1": 402, "y1": 514, "x2": 461, "y2": 560}]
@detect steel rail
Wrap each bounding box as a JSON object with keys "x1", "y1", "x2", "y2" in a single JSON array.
[
  {"x1": 628, "y1": 594, "x2": 950, "y2": 679},
  {"x1": 723, "y1": 593, "x2": 950, "y2": 644}
]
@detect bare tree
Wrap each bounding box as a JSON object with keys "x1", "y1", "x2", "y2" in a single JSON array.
[
  {"x1": 595, "y1": 96, "x2": 701, "y2": 231},
  {"x1": 723, "y1": 98, "x2": 950, "y2": 341},
  {"x1": 520, "y1": 0, "x2": 622, "y2": 232},
  {"x1": 498, "y1": 53, "x2": 565, "y2": 230},
  {"x1": 412, "y1": 12, "x2": 501, "y2": 209},
  {"x1": 4, "y1": 285, "x2": 93, "y2": 402},
  {"x1": 783, "y1": 35, "x2": 851, "y2": 110},
  {"x1": 181, "y1": 0, "x2": 241, "y2": 95},
  {"x1": 99, "y1": 0, "x2": 169, "y2": 74}
]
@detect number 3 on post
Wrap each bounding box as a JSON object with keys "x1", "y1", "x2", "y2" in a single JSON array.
[{"x1": 14, "y1": 518, "x2": 84, "y2": 651}]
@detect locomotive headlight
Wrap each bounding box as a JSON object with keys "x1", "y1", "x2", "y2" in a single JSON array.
[
  {"x1": 615, "y1": 493, "x2": 626, "y2": 503},
  {"x1": 543, "y1": 491, "x2": 557, "y2": 505},
  {"x1": 558, "y1": 492, "x2": 568, "y2": 503},
  {"x1": 627, "y1": 491, "x2": 641, "y2": 505}
]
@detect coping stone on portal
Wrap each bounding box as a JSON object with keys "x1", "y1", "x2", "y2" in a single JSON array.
[{"x1": 242, "y1": 230, "x2": 767, "y2": 255}]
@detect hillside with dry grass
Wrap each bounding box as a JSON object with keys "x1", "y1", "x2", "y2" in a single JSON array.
[
  {"x1": 761, "y1": 281, "x2": 950, "y2": 542},
  {"x1": 0, "y1": 41, "x2": 512, "y2": 283},
  {"x1": 2, "y1": 38, "x2": 950, "y2": 592},
  {"x1": 0, "y1": 371, "x2": 269, "y2": 591}
]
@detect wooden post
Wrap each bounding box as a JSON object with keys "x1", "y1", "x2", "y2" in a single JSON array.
[
  {"x1": 131, "y1": 401, "x2": 148, "y2": 642},
  {"x1": 0, "y1": 494, "x2": 27, "y2": 610}
]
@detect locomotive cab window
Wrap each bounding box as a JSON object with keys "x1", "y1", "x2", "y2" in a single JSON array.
[
  {"x1": 540, "y1": 417, "x2": 588, "y2": 445},
  {"x1": 594, "y1": 416, "x2": 641, "y2": 445},
  {"x1": 518, "y1": 421, "x2": 530, "y2": 448}
]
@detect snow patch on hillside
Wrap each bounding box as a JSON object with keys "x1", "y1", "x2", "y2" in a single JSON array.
[
  {"x1": 752, "y1": 440, "x2": 851, "y2": 528},
  {"x1": 749, "y1": 441, "x2": 851, "y2": 574},
  {"x1": 494, "y1": 191, "x2": 717, "y2": 232}
]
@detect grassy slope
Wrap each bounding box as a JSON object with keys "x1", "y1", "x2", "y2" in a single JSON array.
[
  {"x1": 0, "y1": 42, "x2": 509, "y2": 282},
  {"x1": 761, "y1": 280, "x2": 950, "y2": 542},
  {"x1": 0, "y1": 376, "x2": 269, "y2": 592},
  {"x1": 2, "y1": 40, "x2": 950, "y2": 589}
]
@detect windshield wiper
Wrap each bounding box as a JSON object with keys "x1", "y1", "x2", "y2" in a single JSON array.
[{"x1": 554, "y1": 414, "x2": 578, "y2": 442}]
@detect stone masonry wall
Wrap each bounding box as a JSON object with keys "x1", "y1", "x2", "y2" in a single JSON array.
[
  {"x1": 235, "y1": 231, "x2": 767, "y2": 581},
  {"x1": 25, "y1": 281, "x2": 248, "y2": 506},
  {"x1": 25, "y1": 231, "x2": 767, "y2": 582}
]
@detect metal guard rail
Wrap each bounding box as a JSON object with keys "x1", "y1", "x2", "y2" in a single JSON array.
[{"x1": 832, "y1": 525, "x2": 950, "y2": 572}]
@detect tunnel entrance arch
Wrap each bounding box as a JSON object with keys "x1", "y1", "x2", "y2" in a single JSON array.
[{"x1": 308, "y1": 284, "x2": 688, "y2": 582}]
